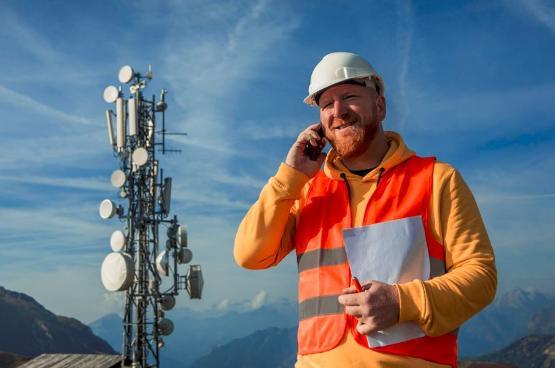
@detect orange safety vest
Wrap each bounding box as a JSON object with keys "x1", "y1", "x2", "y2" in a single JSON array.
[{"x1": 294, "y1": 156, "x2": 458, "y2": 367}]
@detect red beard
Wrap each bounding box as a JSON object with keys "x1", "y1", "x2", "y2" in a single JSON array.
[{"x1": 326, "y1": 117, "x2": 379, "y2": 159}]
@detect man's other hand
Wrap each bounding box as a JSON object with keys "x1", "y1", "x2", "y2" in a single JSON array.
[
  {"x1": 338, "y1": 280, "x2": 400, "y2": 335},
  {"x1": 284, "y1": 123, "x2": 326, "y2": 178}
]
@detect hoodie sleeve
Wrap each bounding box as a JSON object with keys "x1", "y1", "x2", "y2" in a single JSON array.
[
  {"x1": 396, "y1": 163, "x2": 497, "y2": 336},
  {"x1": 234, "y1": 163, "x2": 310, "y2": 269}
]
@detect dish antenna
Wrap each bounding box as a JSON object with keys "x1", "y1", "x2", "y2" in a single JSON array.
[
  {"x1": 99, "y1": 65, "x2": 203, "y2": 368},
  {"x1": 103, "y1": 86, "x2": 119, "y2": 103},
  {"x1": 110, "y1": 230, "x2": 126, "y2": 252},
  {"x1": 118, "y1": 65, "x2": 135, "y2": 84},
  {"x1": 101, "y1": 252, "x2": 134, "y2": 291}
]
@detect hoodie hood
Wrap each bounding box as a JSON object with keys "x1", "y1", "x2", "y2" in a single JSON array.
[{"x1": 323, "y1": 131, "x2": 415, "y2": 182}]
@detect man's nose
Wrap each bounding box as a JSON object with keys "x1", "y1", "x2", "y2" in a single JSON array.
[{"x1": 332, "y1": 99, "x2": 348, "y2": 119}]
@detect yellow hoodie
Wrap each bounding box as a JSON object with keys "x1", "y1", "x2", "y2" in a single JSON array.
[{"x1": 234, "y1": 132, "x2": 497, "y2": 367}]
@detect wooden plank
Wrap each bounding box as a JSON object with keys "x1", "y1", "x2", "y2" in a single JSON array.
[{"x1": 18, "y1": 354, "x2": 122, "y2": 368}]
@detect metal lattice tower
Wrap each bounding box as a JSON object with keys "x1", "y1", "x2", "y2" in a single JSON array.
[{"x1": 99, "y1": 65, "x2": 204, "y2": 368}]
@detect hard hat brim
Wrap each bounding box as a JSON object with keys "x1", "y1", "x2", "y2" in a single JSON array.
[{"x1": 304, "y1": 76, "x2": 384, "y2": 106}]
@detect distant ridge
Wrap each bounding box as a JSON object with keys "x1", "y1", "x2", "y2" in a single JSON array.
[
  {"x1": 0, "y1": 286, "x2": 116, "y2": 358},
  {"x1": 477, "y1": 334, "x2": 555, "y2": 368},
  {"x1": 190, "y1": 326, "x2": 297, "y2": 368}
]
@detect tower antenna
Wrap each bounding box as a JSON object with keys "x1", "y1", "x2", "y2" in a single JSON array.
[{"x1": 100, "y1": 65, "x2": 204, "y2": 368}]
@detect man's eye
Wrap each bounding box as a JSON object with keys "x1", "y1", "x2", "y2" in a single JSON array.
[
  {"x1": 322, "y1": 102, "x2": 332, "y2": 109},
  {"x1": 345, "y1": 95, "x2": 357, "y2": 100}
]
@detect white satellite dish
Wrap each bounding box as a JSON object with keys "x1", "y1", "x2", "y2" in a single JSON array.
[
  {"x1": 159, "y1": 318, "x2": 174, "y2": 336},
  {"x1": 156, "y1": 250, "x2": 169, "y2": 277},
  {"x1": 103, "y1": 85, "x2": 119, "y2": 103},
  {"x1": 132, "y1": 147, "x2": 149, "y2": 167},
  {"x1": 177, "y1": 225, "x2": 187, "y2": 247},
  {"x1": 99, "y1": 199, "x2": 117, "y2": 219},
  {"x1": 119, "y1": 65, "x2": 135, "y2": 84},
  {"x1": 101, "y1": 252, "x2": 134, "y2": 292},
  {"x1": 159, "y1": 295, "x2": 176, "y2": 311},
  {"x1": 110, "y1": 230, "x2": 126, "y2": 252},
  {"x1": 111, "y1": 169, "x2": 126, "y2": 188},
  {"x1": 177, "y1": 248, "x2": 192, "y2": 264}
]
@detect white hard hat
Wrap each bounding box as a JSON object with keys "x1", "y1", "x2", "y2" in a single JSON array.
[{"x1": 304, "y1": 52, "x2": 385, "y2": 106}]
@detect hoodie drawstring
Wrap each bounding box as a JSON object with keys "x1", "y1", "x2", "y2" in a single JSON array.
[
  {"x1": 377, "y1": 167, "x2": 385, "y2": 185},
  {"x1": 340, "y1": 173, "x2": 351, "y2": 201}
]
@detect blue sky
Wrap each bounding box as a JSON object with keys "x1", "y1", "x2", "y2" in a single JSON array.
[{"x1": 0, "y1": 0, "x2": 554, "y2": 323}]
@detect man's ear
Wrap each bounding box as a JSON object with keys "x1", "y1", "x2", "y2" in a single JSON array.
[{"x1": 376, "y1": 95, "x2": 387, "y2": 121}]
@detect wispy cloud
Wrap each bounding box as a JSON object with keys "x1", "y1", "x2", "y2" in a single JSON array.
[
  {"x1": 477, "y1": 193, "x2": 555, "y2": 203},
  {"x1": 517, "y1": 0, "x2": 555, "y2": 36},
  {"x1": 0, "y1": 133, "x2": 107, "y2": 170},
  {"x1": 0, "y1": 175, "x2": 111, "y2": 192},
  {"x1": 0, "y1": 84, "x2": 92, "y2": 125},
  {"x1": 0, "y1": 6, "x2": 61, "y2": 64},
  {"x1": 0, "y1": 4, "x2": 108, "y2": 91},
  {"x1": 0, "y1": 184, "x2": 119, "y2": 268},
  {"x1": 172, "y1": 183, "x2": 252, "y2": 210},
  {"x1": 162, "y1": 0, "x2": 300, "y2": 152},
  {"x1": 235, "y1": 118, "x2": 301, "y2": 141}
]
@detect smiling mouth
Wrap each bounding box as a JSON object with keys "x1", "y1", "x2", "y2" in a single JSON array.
[{"x1": 332, "y1": 121, "x2": 356, "y2": 130}]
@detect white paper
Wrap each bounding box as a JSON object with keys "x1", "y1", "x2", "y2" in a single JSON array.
[{"x1": 343, "y1": 215, "x2": 430, "y2": 347}]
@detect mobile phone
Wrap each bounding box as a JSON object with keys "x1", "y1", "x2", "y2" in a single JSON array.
[{"x1": 305, "y1": 125, "x2": 325, "y2": 161}]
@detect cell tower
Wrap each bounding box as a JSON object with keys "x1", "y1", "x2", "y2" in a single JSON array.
[{"x1": 99, "y1": 65, "x2": 203, "y2": 368}]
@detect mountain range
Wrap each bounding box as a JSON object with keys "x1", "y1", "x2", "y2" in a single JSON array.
[{"x1": 2, "y1": 284, "x2": 552, "y2": 368}]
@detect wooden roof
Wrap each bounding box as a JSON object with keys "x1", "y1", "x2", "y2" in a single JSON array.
[{"x1": 18, "y1": 354, "x2": 122, "y2": 368}]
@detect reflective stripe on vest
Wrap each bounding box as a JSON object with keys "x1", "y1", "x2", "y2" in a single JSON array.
[
  {"x1": 297, "y1": 246, "x2": 446, "y2": 277},
  {"x1": 294, "y1": 156, "x2": 458, "y2": 367}
]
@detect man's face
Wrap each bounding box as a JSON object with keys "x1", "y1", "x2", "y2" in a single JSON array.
[{"x1": 318, "y1": 83, "x2": 386, "y2": 159}]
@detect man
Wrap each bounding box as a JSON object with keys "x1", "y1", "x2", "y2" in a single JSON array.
[{"x1": 234, "y1": 52, "x2": 496, "y2": 367}]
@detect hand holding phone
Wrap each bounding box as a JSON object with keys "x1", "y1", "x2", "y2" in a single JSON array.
[
  {"x1": 304, "y1": 125, "x2": 325, "y2": 161},
  {"x1": 285, "y1": 123, "x2": 327, "y2": 178}
]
